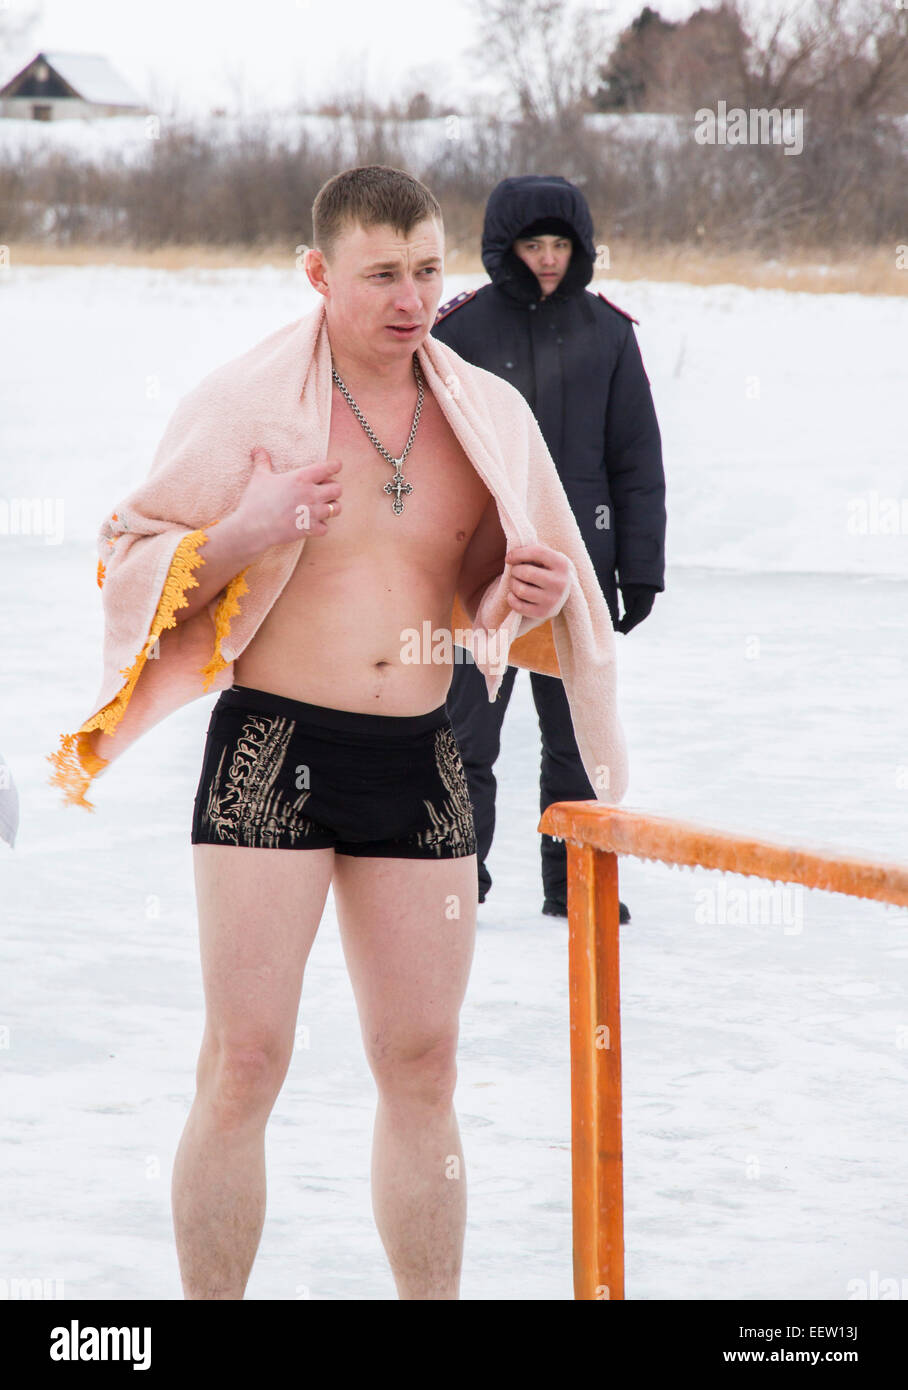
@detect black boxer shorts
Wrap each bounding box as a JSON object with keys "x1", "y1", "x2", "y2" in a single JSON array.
[{"x1": 190, "y1": 684, "x2": 477, "y2": 858}]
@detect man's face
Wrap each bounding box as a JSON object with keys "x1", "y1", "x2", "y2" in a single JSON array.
[
  {"x1": 306, "y1": 217, "x2": 445, "y2": 362},
  {"x1": 511, "y1": 233, "x2": 573, "y2": 297}
]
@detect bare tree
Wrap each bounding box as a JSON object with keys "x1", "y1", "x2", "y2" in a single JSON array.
[
  {"x1": 725, "y1": 0, "x2": 908, "y2": 117},
  {"x1": 466, "y1": 0, "x2": 613, "y2": 124},
  {"x1": 595, "y1": 1, "x2": 907, "y2": 117}
]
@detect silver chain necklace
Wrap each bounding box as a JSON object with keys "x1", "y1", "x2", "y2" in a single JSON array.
[{"x1": 331, "y1": 353, "x2": 424, "y2": 515}]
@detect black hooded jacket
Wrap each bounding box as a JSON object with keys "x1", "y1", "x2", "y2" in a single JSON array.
[{"x1": 431, "y1": 175, "x2": 665, "y2": 619}]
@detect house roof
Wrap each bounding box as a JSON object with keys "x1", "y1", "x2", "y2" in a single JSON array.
[{"x1": 1, "y1": 51, "x2": 145, "y2": 106}]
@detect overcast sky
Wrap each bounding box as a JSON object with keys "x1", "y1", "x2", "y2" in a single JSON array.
[{"x1": 5, "y1": 0, "x2": 721, "y2": 115}]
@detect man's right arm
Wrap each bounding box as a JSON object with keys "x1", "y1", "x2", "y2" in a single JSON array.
[{"x1": 178, "y1": 515, "x2": 267, "y2": 621}]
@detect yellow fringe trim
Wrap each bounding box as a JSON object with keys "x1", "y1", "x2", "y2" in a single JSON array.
[
  {"x1": 199, "y1": 566, "x2": 250, "y2": 692},
  {"x1": 47, "y1": 527, "x2": 211, "y2": 810},
  {"x1": 97, "y1": 558, "x2": 105, "y2": 588}
]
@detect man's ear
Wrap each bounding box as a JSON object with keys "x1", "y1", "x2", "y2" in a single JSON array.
[{"x1": 305, "y1": 247, "x2": 329, "y2": 297}]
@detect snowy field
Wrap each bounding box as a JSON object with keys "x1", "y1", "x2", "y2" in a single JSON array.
[
  {"x1": 1, "y1": 266, "x2": 906, "y2": 1301},
  {"x1": 0, "y1": 110, "x2": 687, "y2": 170}
]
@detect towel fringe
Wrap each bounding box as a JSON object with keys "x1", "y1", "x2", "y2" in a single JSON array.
[
  {"x1": 47, "y1": 528, "x2": 211, "y2": 809},
  {"x1": 199, "y1": 567, "x2": 250, "y2": 692}
]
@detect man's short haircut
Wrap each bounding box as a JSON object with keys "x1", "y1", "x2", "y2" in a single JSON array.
[{"x1": 312, "y1": 165, "x2": 443, "y2": 262}]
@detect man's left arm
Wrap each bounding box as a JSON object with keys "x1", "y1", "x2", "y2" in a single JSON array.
[{"x1": 603, "y1": 323, "x2": 666, "y2": 632}]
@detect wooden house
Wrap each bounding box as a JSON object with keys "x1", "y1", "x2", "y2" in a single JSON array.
[{"x1": 0, "y1": 51, "x2": 147, "y2": 120}]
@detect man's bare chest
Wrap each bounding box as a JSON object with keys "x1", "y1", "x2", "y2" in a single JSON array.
[{"x1": 319, "y1": 387, "x2": 491, "y2": 557}]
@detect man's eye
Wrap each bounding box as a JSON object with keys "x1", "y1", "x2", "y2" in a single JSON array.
[{"x1": 421, "y1": 267, "x2": 439, "y2": 275}]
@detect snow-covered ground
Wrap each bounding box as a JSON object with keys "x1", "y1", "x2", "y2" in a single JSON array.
[
  {"x1": 0, "y1": 110, "x2": 687, "y2": 169},
  {"x1": 1, "y1": 267, "x2": 906, "y2": 1300}
]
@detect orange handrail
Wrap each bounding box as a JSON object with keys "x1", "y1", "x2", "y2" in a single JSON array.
[{"x1": 537, "y1": 801, "x2": 908, "y2": 1300}]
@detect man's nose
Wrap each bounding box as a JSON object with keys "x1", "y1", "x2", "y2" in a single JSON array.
[{"x1": 393, "y1": 277, "x2": 423, "y2": 312}]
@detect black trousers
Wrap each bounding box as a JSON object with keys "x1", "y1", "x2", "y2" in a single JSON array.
[{"x1": 445, "y1": 652, "x2": 597, "y2": 904}]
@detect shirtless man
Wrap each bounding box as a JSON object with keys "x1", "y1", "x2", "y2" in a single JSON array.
[{"x1": 167, "y1": 166, "x2": 571, "y2": 1301}]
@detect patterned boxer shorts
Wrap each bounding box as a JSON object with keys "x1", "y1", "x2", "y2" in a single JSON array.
[{"x1": 190, "y1": 684, "x2": 477, "y2": 858}]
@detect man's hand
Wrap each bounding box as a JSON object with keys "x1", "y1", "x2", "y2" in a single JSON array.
[
  {"x1": 505, "y1": 543, "x2": 572, "y2": 621},
  {"x1": 234, "y1": 447, "x2": 343, "y2": 548},
  {"x1": 617, "y1": 583, "x2": 657, "y2": 633}
]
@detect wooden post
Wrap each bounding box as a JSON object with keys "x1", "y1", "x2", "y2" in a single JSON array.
[{"x1": 567, "y1": 842, "x2": 625, "y2": 1300}]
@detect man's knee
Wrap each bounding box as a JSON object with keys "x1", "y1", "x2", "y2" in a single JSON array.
[
  {"x1": 369, "y1": 1031, "x2": 459, "y2": 1110},
  {"x1": 196, "y1": 1030, "x2": 293, "y2": 1124}
]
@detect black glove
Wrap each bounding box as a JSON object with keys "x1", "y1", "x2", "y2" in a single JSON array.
[{"x1": 617, "y1": 583, "x2": 657, "y2": 634}]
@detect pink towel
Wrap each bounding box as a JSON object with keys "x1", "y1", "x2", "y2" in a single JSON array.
[{"x1": 48, "y1": 296, "x2": 628, "y2": 810}]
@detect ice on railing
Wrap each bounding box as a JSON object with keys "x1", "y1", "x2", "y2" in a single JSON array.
[{"x1": 539, "y1": 803, "x2": 908, "y2": 908}]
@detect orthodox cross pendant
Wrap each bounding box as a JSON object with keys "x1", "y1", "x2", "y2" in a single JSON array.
[{"x1": 384, "y1": 470, "x2": 413, "y2": 515}]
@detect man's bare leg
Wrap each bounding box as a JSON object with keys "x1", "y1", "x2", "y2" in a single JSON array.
[
  {"x1": 331, "y1": 852, "x2": 478, "y2": 1299},
  {"x1": 172, "y1": 843, "x2": 335, "y2": 1299}
]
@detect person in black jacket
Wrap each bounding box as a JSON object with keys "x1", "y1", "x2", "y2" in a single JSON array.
[{"x1": 433, "y1": 174, "x2": 666, "y2": 920}]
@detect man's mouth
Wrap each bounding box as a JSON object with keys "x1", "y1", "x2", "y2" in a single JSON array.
[{"x1": 387, "y1": 323, "x2": 421, "y2": 336}]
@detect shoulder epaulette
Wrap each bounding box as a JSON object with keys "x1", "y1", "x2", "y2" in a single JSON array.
[
  {"x1": 597, "y1": 291, "x2": 639, "y2": 325},
  {"x1": 434, "y1": 289, "x2": 478, "y2": 326}
]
